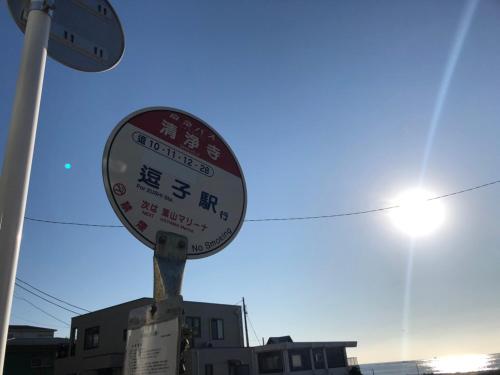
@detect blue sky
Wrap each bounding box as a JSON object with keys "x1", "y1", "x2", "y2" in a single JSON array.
[{"x1": 1, "y1": 0, "x2": 499, "y2": 364}]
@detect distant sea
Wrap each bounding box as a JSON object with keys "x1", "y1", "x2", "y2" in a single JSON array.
[{"x1": 359, "y1": 353, "x2": 500, "y2": 374}]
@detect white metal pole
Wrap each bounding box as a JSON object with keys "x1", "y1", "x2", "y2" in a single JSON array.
[{"x1": 0, "y1": 5, "x2": 51, "y2": 372}]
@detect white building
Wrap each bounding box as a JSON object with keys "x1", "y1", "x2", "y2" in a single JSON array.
[{"x1": 55, "y1": 298, "x2": 357, "y2": 375}]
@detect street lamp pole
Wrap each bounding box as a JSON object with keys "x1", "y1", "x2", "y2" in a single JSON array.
[{"x1": 0, "y1": 1, "x2": 52, "y2": 371}]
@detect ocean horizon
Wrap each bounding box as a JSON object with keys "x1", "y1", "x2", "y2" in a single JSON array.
[{"x1": 359, "y1": 353, "x2": 500, "y2": 374}]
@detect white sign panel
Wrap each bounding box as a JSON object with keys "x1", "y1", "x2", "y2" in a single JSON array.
[
  {"x1": 123, "y1": 319, "x2": 179, "y2": 375},
  {"x1": 103, "y1": 107, "x2": 247, "y2": 258}
]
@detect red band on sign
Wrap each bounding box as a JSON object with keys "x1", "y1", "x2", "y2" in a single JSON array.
[{"x1": 128, "y1": 110, "x2": 242, "y2": 178}]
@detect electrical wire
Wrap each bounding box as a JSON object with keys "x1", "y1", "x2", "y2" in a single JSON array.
[
  {"x1": 14, "y1": 295, "x2": 70, "y2": 327},
  {"x1": 427, "y1": 180, "x2": 500, "y2": 201},
  {"x1": 16, "y1": 278, "x2": 91, "y2": 313},
  {"x1": 21, "y1": 179, "x2": 499, "y2": 227},
  {"x1": 24, "y1": 216, "x2": 123, "y2": 227},
  {"x1": 247, "y1": 205, "x2": 400, "y2": 222},
  {"x1": 247, "y1": 314, "x2": 261, "y2": 346},
  {"x1": 15, "y1": 283, "x2": 81, "y2": 315},
  {"x1": 248, "y1": 179, "x2": 500, "y2": 222}
]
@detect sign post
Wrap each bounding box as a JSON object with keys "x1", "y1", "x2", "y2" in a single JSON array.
[
  {"x1": 102, "y1": 107, "x2": 247, "y2": 374},
  {"x1": 0, "y1": 5, "x2": 52, "y2": 370},
  {"x1": 0, "y1": 0, "x2": 124, "y2": 371},
  {"x1": 153, "y1": 232, "x2": 188, "y2": 302},
  {"x1": 123, "y1": 232, "x2": 187, "y2": 375}
]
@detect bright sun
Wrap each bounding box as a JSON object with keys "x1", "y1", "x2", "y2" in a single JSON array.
[{"x1": 390, "y1": 189, "x2": 445, "y2": 237}]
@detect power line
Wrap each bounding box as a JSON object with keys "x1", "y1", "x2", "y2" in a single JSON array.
[
  {"x1": 16, "y1": 278, "x2": 91, "y2": 313},
  {"x1": 15, "y1": 283, "x2": 81, "y2": 315},
  {"x1": 24, "y1": 216, "x2": 122, "y2": 227},
  {"x1": 247, "y1": 314, "x2": 261, "y2": 346},
  {"x1": 427, "y1": 180, "x2": 500, "y2": 201},
  {"x1": 21, "y1": 179, "x2": 499, "y2": 227},
  {"x1": 248, "y1": 179, "x2": 500, "y2": 222},
  {"x1": 247, "y1": 205, "x2": 400, "y2": 222},
  {"x1": 244, "y1": 300, "x2": 261, "y2": 346},
  {"x1": 14, "y1": 295, "x2": 70, "y2": 327}
]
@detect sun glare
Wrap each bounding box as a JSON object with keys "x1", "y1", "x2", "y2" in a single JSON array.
[
  {"x1": 390, "y1": 189, "x2": 445, "y2": 237},
  {"x1": 429, "y1": 354, "x2": 491, "y2": 373}
]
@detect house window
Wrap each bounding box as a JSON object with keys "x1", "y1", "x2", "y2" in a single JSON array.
[
  {"x1": 186, "y1": 316, "x2": 201, "y2": 337},
  {"x1": 325, "y1": 347, "x2": 346, "y2": 368},
  {"x1": 288, "y1": 349, "x2": 311, "y2": 372},
  {"x1": 84, "y1": 326, "x2": 100, "y2": 350},
  {"x1": 205, "y1": 364, "x2": 213, "y2": 375},
  {"x1": 211, "y1": 319, "x2": 224, "y2": 340},
  {"x1": 312, "y1": 348, "x2": 326, "y2": 369},
  {"x1": 258, "y1": 351, "x2": 283, "y2": 374}
]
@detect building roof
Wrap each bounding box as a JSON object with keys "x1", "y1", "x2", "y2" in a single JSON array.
[
  {"x1": 75, "y1": 297, "x2": 241, "y2": 318},
  {"x1": 255, "y1": 341, "x2": 358, "y2": 351},
  {"x1": 193, "y1": 341, "x2": 358, "y2": 354},
  {"x1": 75, "y1": 297, "x2": 153, "y2": 317},
  {"x1": 267, "y1": 336, "x2": 293, "y2": 344},
  {"x1": 183, "y1": 300, "x2": 243, "y2": 308},
  {"x1": 9, "y1": 325, "x2": 56, "y2": 332}
]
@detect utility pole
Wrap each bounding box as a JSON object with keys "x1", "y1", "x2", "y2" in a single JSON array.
[{"x1": 242, "y1": 297, "x2": 250, "y2": 348}]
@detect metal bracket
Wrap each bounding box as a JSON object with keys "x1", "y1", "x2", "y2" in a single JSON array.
[
  {"x1": 29, "y1": 0, "x2": 55, "y2": 14},
  {"x1": 153, "y1": 231, "x2": 188, "y2": 302}
]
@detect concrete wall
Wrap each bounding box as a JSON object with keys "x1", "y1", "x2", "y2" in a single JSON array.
[
  {"x1": 189, "y1": 347, "x2": 252, "y2": 375},
  {"x1": 56, "y1": 298, "x2": 152, "y2": 375},
  {"x1": 185, "y1": 301, "x2": 243, "y2": 348}
]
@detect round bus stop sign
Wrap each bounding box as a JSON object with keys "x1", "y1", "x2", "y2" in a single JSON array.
[{"x1": 103, "y1": 107, "x2": 247, "y2": 259}]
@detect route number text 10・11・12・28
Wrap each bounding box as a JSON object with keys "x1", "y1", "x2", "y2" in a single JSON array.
[{"x1": 132, "y1": 131, "x2": 214, "y2": 177}]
